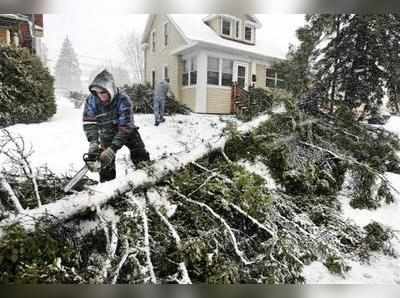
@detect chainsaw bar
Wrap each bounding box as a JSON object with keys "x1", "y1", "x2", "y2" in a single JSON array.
[{"x1": 63, "y1": 165, "x2": 90, "y2": 193}]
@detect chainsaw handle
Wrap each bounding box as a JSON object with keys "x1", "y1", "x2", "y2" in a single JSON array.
[{"x1": 83, "y1": 152, "x2": 99, "y2": 164}]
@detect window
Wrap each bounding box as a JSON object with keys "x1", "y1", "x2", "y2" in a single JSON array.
[
  {"x1": 207, "y1": 57, "x2": 219, "y2": 85},
  {"x1": 163, "y1": 65, "x2": 168, "y2": 80},
  {"x1": 163, "y1": 22, "x2": 168, "y2": 47},
  {"x1": 182, "y1": 60, "x2": 189, "y2": 86},
  {"x1": 190, "y1": 57, "x2": 197, "y2": 85},
  {"x1": 245, "y1": 25, "x2": 253, "y2": 42},
  {"x1": 221, "y1": 59, "x2": 233, "y2": 86},
  {"x1": 151, "y1": 30, "x2": 156, "y2": 52},
  {"x1": 152, "y1": 70, "x2": 156, "y2": 89},
  {"x1": 222, "y1": 18, "x2": 231, "y2": 36},
  {"x1": 235, "y1": 20, "x2": 240, "y2": 39},
  {"x1": 182, "y1": 57, "x2": 197, "y2": 86},
  {"x1": 266, "y1": 68, "x2": 285, "y2": 89}
]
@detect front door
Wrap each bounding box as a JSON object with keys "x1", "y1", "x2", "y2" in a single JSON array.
[{"x1": 233, "y1": 62, "x2": 249, "y2": 90}]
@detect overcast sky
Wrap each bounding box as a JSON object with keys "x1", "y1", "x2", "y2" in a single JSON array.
[{"x1": 43, "y1": 14, "x2": 305, "y2": 82}]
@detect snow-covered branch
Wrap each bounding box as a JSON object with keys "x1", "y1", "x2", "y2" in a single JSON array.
[
  {"x1": 147, "y1": 189, "x2": 192, "y2": 284},
  {"x1": 111, "y1": 238, "x2": 131, "y2": 284},
  {"x1": 0, "y1": 129, "x2": 42, "y2": 207},
  {"x1": 300, "y1": 141, "x2": 399, "y2": 195},
  {"x1": 0, "y1": 171, "x2": 24, "y2": 213},
  {"x1": 135, "y1": 195, "x2": 157, "y2": 284},
  {"x1": 172, "y1": 189, "x2": 255, "y2": 265}
]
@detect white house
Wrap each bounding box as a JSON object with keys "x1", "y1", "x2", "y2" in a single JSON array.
[{"x1": 141, "y1": 14, "x2": 285, "y2": 114}]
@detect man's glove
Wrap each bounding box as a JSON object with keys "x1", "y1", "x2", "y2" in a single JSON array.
[
  {"x1": 88, "y1": 142, "x2": 100, "y2": 154},
  {"x1": 99, "y1": 147, "x2": 115, "y2": 166},
  {"x1": 86, "y1": 161, "x2": 100, "y2": 172}
]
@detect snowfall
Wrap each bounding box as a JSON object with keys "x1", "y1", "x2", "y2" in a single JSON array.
[{"x1": 1, "y1": 94, "x2": 400, "y2": 284}]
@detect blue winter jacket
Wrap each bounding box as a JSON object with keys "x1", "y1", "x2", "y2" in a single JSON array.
[{"x1": 83, "y1": 93, "x2": 136, "y2": 151}]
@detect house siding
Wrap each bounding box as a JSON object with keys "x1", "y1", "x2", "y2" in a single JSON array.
[
  {"x1": 207, "y1": 87, "x2": 231, "y2": 114},
  {"x1": 255, "y1": 63, "x2": 267, "y2": 89},
  {"x1": 144, "y1": 15, "x2": 187, "y2": 101},
  {"x1": 208, "y1": 17, "x2": 220, "y2": 34},
  {"x1": 181, "y1": 87, "x2": 196, "y2": 111}
]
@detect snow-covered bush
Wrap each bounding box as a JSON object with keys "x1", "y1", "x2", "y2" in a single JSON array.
[
  {"x1": 0, "y1": 45, "x2": 56, "y2": 127},
  {"x1": 362, "y1": 222, "x2": 392, "y2": 253},
  {"x1": 122, "y1": 83, "x2": 191, "y2": 115}
]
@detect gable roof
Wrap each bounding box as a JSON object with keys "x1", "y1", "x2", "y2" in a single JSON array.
[
  {"x1": 142, "y1": 14, "x2": 285, "y2": 61},
  {"x1": 141, "y1": 14, "x2": 190, "y2": 45}
]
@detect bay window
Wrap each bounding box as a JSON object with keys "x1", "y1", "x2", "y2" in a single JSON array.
[
  {"x1": 182, "y1": 57, "x2": 197, "y2": 86},
  {"x1": 190, "y1": 57, "x2": 197, "y2": 85},
  {"x1": 207, "y1": 57, "x2": 219, "y2": 85},
  {"x1": 221, "y1": 59, "x2": 233, "y2": 86},
  {"x1": 182, "y1": 60, "x2": 189, "y2": 86}
]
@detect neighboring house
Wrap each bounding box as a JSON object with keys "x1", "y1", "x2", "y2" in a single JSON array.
[
  {"x1": 141, "y1": 14, "x2": 285, "y2": 114},
  {"x1": 0, "y1": 14, "x2": 46, "y2": 64}
]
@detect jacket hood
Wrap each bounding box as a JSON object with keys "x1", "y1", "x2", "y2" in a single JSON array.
[{"x1": 89, "y1": 69, "x2": 118, "y2": 102}]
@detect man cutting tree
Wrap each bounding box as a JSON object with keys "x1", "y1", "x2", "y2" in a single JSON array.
[{"x1": 82, "y1": 69, "x2": 150, "y2": 182}]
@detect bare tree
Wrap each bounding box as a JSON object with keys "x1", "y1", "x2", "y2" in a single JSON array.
[{"x1": 120, "y1": 30, "x2": 145, "y2": 84}]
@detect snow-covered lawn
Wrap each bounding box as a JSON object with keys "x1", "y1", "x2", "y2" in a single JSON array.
[{"x1": 1, "y1": 95, "x2": 235, "y2": 179}]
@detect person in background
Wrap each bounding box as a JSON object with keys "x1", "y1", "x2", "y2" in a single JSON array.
[{"x1": 153, "y1": 78, "x2": 175, "y2": 126}]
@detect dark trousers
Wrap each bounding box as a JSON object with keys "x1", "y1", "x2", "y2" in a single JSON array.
[{"x1": 100, "y1": 129, "x2": 150, "y2": 182}]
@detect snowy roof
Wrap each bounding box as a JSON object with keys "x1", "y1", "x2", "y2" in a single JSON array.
[{"x1": 142, "y1": 14, "x2": 286, "y2": 61}]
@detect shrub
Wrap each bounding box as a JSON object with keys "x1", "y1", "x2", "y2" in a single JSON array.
[
  {"x1": 0, "y1": 45, "x2": 56, "y2": 127},
  {"x1": 122, "y1": 83, "x2": 191, "y2": 115}
]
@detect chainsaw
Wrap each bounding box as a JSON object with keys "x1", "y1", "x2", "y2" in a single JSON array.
[{"x1": 63, "y1": 152, "x2": 101, "y2": 193}]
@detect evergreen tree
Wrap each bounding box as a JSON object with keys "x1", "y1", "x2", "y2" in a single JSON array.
[
  {"x1": 278, "y1": 14, "x2": 400, "y2": 119},
  {"x1": 380, "y1": 14, "x2": 400, "y2": 114},
  {"x1": 314, "y1": 15, "x2": 400, "y2": 118},
  {"x1": 54, "y1": 37, "x2": 82, "y2": 92},
  {"x1": 0, "y1": 44, "x2": 56, "y2": 126},
  {"x1": 274, "y1": 15, "x2": 328, "y2": 100}
]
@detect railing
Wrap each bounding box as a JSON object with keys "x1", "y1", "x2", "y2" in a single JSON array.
[{"x1": 231, "y1": 82, "x2": 250, "y2": 116}]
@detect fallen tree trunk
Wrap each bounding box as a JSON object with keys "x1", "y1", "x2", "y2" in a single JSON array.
[{"x1": 0, "y1": 108, "x2": 284, "y2": 233}]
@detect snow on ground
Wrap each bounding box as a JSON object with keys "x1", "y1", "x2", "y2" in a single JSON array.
[
  {"x1": 303, "y1": 116, "x2": 400, "y2": 284},
  {"x1": 0, "y1": 95, "x2": 235, "y2": 179},
  {"x1": 382, "y1": 115, "x2": 400, "y2": 136}
]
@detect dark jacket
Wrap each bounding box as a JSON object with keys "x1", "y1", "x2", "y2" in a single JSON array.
[{"x1": 83, "y1": 70, "x2": 135, "y2": 151}]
